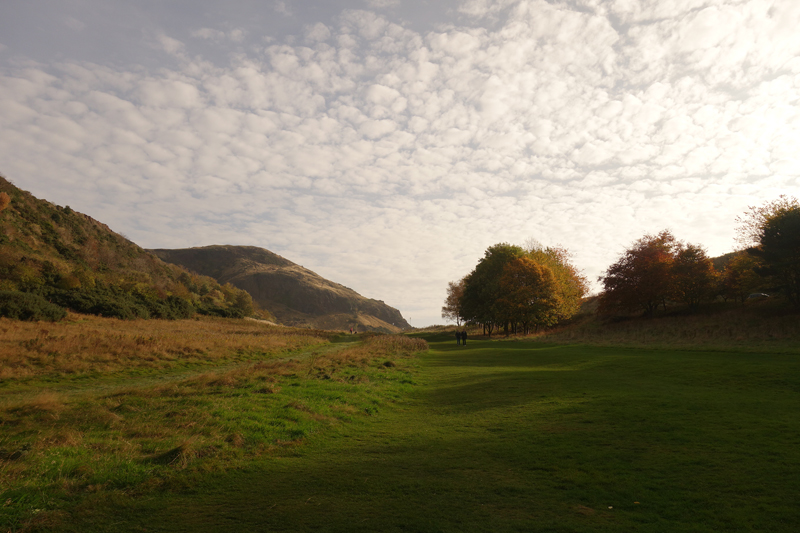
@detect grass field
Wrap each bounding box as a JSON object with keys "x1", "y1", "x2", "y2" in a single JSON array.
[
  {"x1": 0, "y1": 316, "x2": 427, "y2": 532},
  {"x1": 12, "y1": 328, "x2": 798, "y2": 532}
]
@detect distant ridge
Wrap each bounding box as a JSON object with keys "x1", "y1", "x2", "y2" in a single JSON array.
[{"x1": 151, "y1": 245, "x2": 411, "y2": 332}]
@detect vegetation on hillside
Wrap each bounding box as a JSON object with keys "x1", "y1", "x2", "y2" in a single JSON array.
[
  {"x1": 0, "y1": 177, "x2": 257, "y2": 321},
  {"x1": 597, "y1": 196, "x2": 800, "y2": 316},
  {"x1": 737, "y1": 195, "x2": 800, "y2": 307},
  {"x1": 598, "y1": 230, "x2": 717, "y2": 315}
]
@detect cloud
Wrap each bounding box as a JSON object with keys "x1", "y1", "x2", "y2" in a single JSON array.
[
  {"x1": 304, "y1": 23, "x2": 331, "y2": 43},
  {"x1": 1, "y1": 0, "x2": 800, "y2": 325},
  {"x1": 64, "y1": 17, "x2": 86, "y2": 32},
  {"x1": 364, "y1": 0, "x2": 400, "y2": 8},
  {"x1": 192, "y1": 28, "x2": 247, "y2": 43},
  {"x1": 273, "y1": 2, "x2": 292, "y2": 16}
]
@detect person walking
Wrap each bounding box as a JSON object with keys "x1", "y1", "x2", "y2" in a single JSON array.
[
  {"x1": 455, "y1": 329, "x2": 461, "y2": 345},
  {"x1": 461, "y1": 330, "x2": 467, "y2": 345}
]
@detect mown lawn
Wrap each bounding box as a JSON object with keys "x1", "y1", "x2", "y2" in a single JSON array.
[{"x1": 35, "y1": 332, "x2": 800, "y2": 531}]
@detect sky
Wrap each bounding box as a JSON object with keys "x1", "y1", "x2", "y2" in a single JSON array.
[{"x1": 1, "y1": 0, "x2": 799, "y2": 327}]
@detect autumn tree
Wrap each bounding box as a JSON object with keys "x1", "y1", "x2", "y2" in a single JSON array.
[
  {"x1": 672, "y1": 243, "x2": 717, "y2": 309},
  {"x1": 0, "y1": 192, "x2": 10, "y2": 212},
  {"x1": 599, "y1": 230, "x2": 677, "y2": 316},
  {"x1": 441, "y1": 278, "x2": 466, "y2": 326},
  {"x1": 453, "y1": 241, "x2": 586, "y2": 335},
  {"x1": 722, "y1": 253, "x2": 761, "y2": 303},
  {"x1": 526, "y1": 243, "x2": 588, "y2": 321},
  {"x1": 460, "y1": 243, "x2": 525, "y2": 335},
  {"x1": 737, "y1": 196, "x2": 800, "y2": 307},
  {"x1": 498, "y1": 257, "x2": 559, "y2": 334}
]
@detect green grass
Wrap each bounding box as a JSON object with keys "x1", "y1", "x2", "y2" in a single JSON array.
[
  {"x1": 8, "y1": 332, "x2": 800, "y2": 532},
  {"x1": 0, "y1": 332, "x2": 426, "y2": 532}
]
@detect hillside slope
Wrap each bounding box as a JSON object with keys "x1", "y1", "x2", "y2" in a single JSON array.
[
  {"x1": 151, "y1": 245, "x2": 411, "y2": 332},
  {"x1": 0, "y1": 176, "x2": 254, "y2": 319}
]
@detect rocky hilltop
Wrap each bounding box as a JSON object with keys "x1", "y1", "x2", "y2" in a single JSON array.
[{"x1": 151, "y1": 245, "x2": 411, "y2": 332}]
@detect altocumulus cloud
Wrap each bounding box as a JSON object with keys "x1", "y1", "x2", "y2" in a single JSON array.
[{"x1": 1, "y1": 0, "x2": 800, "y2": 326}]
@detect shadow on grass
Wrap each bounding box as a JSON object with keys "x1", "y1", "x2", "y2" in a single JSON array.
[{"x1": 55, "y1": 340, "x2": 800, "y2": 533}]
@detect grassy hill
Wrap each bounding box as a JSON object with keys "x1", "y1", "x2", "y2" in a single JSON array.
[
  {"x1": 0, "y1": 176, "x2": 255, "y2": 320},
  {"x1": 151, "y1": 245, "x2": 411, "y2": 332},
  {"x1": 497, "y1": 295, "x2": 800, "y2": 352}
]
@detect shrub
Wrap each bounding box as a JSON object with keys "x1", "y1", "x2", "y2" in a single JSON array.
[
  {"x1": 48, "y1": 288, "x2": 149, "y2": 320},
  {"x1": 0, "y1": 192, "x2": 10, "y2": 212},
  {"x1": 144, "y1": 295, "x2": 195, "y2": 320},
  {"x1": 0, "y1": 291, "x2": 67, "y2": 321},
  {"x1": 197, "y1": 304, "x2": 245, "y2": 319}
]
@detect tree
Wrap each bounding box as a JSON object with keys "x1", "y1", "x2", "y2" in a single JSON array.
[
  {"x1": 0, "y1": 192, "x2": 10, "y2": 213},
  {"x1": 722, "y1": 253, "x2": 761, "y2": 303},
  {"x1": 441, "y1": 278, "x2": 466, "y2": 326},
  {"x1": 526, "y1": 244, "x2": 588, "y2": 321},
  {"x1": 672, "y1": 243, "x2": 716, "y2": 309},
  {"x1": 460, "y1": 243, "x2": 525, "y2": 335},
  {"x1": 599, "y1": 230, "x2": 677, "y2": 316},
  {"x1": 498, "y1": 257, "x2": 558, "y2": 334},
  {"x1": 737, "y1": 196, "x2": 800, "y2": 307}
]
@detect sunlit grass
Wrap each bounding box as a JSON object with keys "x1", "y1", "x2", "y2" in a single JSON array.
[
  {"x1": 519, "y1": 300, "x2": 800, "y2": 352},
  {"x1": 0, "y1": 314, "x2": 331, "y2": 380},
  {"x1": 0, "y1": 320, "x2": 427, "y2": 532}
]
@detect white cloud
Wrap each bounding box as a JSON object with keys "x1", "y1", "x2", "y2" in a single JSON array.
[
  {"x1": 273, "y1": 1, "x2": 292, "y2": 16},
  {"x1": 64, "y1": 17, "x2": 86, "y2": 32},
  {"x1": 305, "y1": 23, "x2": 331, "y2": 43},
  {"x1": 364, "y1": 0, "x2": 400, "y2": 9},
  {"x1": 192, "y1": 28, "x2": 226, "y2": 41}
]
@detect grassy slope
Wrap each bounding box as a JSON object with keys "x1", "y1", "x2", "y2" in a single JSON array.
[
  {"x1": 529, "y1": 297, "x2": 800, "y2": 353},
  {"x1": 53, "y1": 332, "x2": 800, "y2": 533},
  {"x1": 0, "y1": 177, "x2": 256, "y2": 319}
]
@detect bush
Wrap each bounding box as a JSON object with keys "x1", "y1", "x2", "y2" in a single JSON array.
[
  {"x1": 197, "y1": 304, "x2": 246, "y2": 319},
  {"x1": 144, "y1": 296, "x2": 195, "y2": 320},
  {"x1": 0, "y1": 291, "x2": 67, "y2": 321},
  {"x1": 47, "y1": 287, "x2": 197, "y2": 320},
  {"x1": 48, "y1": 288, "x2": 149, "y2": 320}
]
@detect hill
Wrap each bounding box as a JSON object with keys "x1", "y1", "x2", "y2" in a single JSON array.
[
  {"x1": 0, "y1": 176, "x2": 255, "y2": 320},
  {"x1": 151, "y1": 245, "x2": 411, "y2": 332}
]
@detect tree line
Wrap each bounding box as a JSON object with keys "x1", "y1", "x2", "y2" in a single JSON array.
[{"x1": 443, "y1": 196, "x2": 800, "y2": 332}]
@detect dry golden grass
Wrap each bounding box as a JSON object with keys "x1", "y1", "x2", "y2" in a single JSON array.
[
  {"x1": 308, "y1": 335, "x2": 428, "y2": 374},
  {"x1": 0, "y1": 313, "x2": 332, "y2": 380},
  {"x1": 525, "y1": 302, "x2": 800, "y2": 351}
]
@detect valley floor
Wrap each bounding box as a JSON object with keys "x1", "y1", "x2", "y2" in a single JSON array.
[{"x1": 48, "y1": 332, "x2": 800, "y2": 533}]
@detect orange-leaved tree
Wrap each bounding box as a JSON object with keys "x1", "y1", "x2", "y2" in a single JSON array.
[
  {"x1": 599, "y1": 230, "x2": 677, "y2": 316},
  {"x1": 498, "y1": 257, "x2": 559, "y2": 334},
  {"x1": 526, "y1": 244, "x2": 588, "y2": 321},
  {"x1": 460, "y1": 243, "x2": 525, "y2": 335}
]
